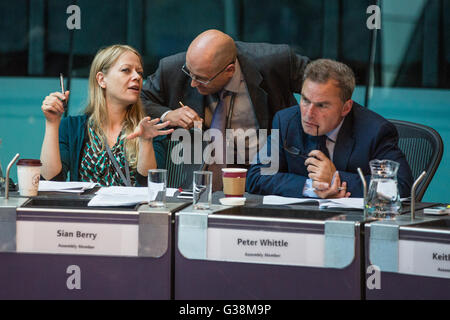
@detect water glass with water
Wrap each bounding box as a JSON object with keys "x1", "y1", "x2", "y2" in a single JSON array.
[
  {"x1": 193, "y1": 171, "x2": 212, "y2": 210},
  {"x1": 148, "y1": 169, "x2": 167, "y2": 208}
]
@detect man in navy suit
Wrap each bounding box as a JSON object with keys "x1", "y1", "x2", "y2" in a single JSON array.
[{"x1": 246, "y1": 59, "x2": 413, "y2": 198}]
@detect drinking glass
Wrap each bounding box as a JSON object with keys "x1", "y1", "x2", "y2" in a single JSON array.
[
  {"x1": 193, "y1": 171, "x2": 212, "y2": 210},
  {"x1": 148, "y1": 169, "x2": 167, "y2": 208}
]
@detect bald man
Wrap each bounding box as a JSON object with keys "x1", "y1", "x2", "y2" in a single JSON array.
[
  {"x1": 142, "y1": 29, "x2": 308, "y2": 130},
  {"x1": 141, "y1": 29, "x2": 309, "y2": 188}
]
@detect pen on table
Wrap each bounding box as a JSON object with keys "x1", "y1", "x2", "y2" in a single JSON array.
[{"x1": 60, "y1": 73, "x2": 67, "y2": 110}]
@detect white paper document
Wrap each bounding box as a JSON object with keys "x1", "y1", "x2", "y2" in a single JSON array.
[
  {"x1": 263, "y1": 195, "x2": 364, "y2": 210},
  {"x1": 87, "y1": 186, "x2": 178, "y2": 207},
  {"x1": 88, "y1": 187, "x2": 148, "y2": 207},
  {"x1": 38, "y1": 181, "x2": 97, "y2": 193},
  {"x1": 262, "y1": 195, "x2": 318, "y2": 205},
  {"x1": 318, "y1": 198, "x2": 364, "y2": 209}
]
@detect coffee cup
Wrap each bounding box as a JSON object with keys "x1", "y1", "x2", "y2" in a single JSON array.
[
  {"x1": 17, "y1": 159, "x2": 42, "y2": 197},
  {"x1": 222, "y1": 168, "x2": 247, "y2": 197}
]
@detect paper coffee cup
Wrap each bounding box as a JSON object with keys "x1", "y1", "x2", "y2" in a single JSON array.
[
  {"x1": 17, "y1": 159, "x2": 42, "y2": 197},
  {"x1": 222, "y1": 168, "x2": 247, "y2": 197}
]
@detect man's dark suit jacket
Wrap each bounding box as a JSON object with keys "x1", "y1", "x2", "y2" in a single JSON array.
[
  {"x1": 141, "y1": 41, "x2": 309, "y2": 131},
  {"x1": 246, "y1": 103, "x2": 414, "y2": 198}
]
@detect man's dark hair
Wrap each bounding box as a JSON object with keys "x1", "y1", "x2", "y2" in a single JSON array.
[{"x1": 303, "y1": 59, "x2": 355, "y2": 102}]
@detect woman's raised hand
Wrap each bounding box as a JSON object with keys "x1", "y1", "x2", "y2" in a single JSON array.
[
  {"x1": 126, "y1": 117, "x2": 174, "y2": 141},
  {"x1": 41, "y1": 91, "x2": 69, "y2": 123}
]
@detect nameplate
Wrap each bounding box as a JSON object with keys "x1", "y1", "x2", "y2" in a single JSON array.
[
  {"x1": 206, "y1": 228, "x2": 324, "y2": 267},
  {"x1": 16, "y1": 221, "x2": 138, "y2": 257},
  {"x1": 398, "y1": 240, "x2": 450, "y2": 279}
]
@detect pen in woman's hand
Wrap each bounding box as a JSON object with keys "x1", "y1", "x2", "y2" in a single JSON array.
[{"x1": 60, "y1": 73, "x2": 67, "y2": 110}]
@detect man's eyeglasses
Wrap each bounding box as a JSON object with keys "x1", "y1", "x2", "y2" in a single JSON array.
[{"x1": 181, "y1": 60, "x2": 235, "y2": 85}]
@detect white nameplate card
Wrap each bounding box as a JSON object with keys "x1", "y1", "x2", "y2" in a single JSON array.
[
  {"x1": 16, "y1": 221, "x2": 138, "y2": 257},
  {"x1": 399, "y1": 240, "x2": 450, "y2": 279},
  {"x1": 206, "y1": 228, "x2": 325, "y2": 267}
]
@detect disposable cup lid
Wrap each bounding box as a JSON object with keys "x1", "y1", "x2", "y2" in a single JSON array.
[
  {"x1": 17, "y1": 159, "x2": 42, "y2": 166},
  {"x1": 222, "y1": 168, "x2": 247, "y2": 178},
  {"x1": 221, "y1": 168, "x2": 247, "y2": 173}
]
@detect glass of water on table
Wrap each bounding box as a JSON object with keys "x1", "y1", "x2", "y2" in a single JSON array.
[
  {"x1": 193, "y1": 171, "x2": 212, "y2": 210},
  {"x1": 148, "y1": 169, "x2": 167, "y2": 208}
]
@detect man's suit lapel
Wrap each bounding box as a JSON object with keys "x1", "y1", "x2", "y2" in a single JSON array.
[
  {"x1": 287, "y1": 108, "x2": 304, "y2": 149},
  {"x1": 333, "y1": 113, "x2": 355, "y2": 171},
  {"x1": 284, "y1": 108, "x2": 309, "y2": 175},
  {"x1": 236, "y1": 48, "x2": 269, "y2": 129}
]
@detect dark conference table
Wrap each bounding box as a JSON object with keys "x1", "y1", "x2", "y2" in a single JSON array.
[
  {"x1": 0, "y1": 192, "x2": 188, "y2": 299},
  {"x1": 0, "y1": 191, "x2": 449, "y2": 299}
]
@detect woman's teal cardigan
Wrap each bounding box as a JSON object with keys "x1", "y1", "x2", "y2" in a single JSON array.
[{"x1": 53, "y1": 114, "x2": 166, "y2": 185}]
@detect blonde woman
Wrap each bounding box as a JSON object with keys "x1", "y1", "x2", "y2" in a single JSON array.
[{"x1": 40, "y1": 45, "x2": 172, "y2": 186}]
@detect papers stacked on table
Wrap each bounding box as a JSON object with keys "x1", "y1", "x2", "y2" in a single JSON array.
[
  {"x1": 87, "y1": 186, "x2": 178, "y2": 207},
  {"x1": 318, "y1": 198, "x2": 364, "y2": 209},
  {"x1": 38, "y1": 181, "x2": 97, "y2": 193},
  {"x1": 263, "y1": 195, "x2": 364, "y2": 209},
  {"x1": 88, "y1": 187, "x2": 147, "y2": 207},
  {"x1": 262, "y1": 195, "x2": 316, "y2": 205}
]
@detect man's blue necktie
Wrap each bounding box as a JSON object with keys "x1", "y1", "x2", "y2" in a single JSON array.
[
  {"x1": 210, "y1": 90, "x2": 230, "y2": 136},
  {"x1": 304, "y1": 134, "x2": 329, "y2": 158},
  {"x1": 318, "y1": 135, "x2": 330, "y2": 158},
  {"x1": 208, "y1": 90, "x2": 233, "y2": 191}
]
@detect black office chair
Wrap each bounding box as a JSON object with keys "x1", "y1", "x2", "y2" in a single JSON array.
[
  {"x1": 389, "y1": 119, "x2": 443, "y2": 201},
  {"x1": 165, "y1": 133, "x2": 206, "y2": 189},
  {"x1": 165, "y1": 138, "x2": 185, "y2": 188}
]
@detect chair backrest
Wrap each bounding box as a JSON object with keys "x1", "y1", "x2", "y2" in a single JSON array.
[
  {"x1": 389, "y1": 119, "x2": 443, "y2": 201},
  {"x1": 165, "y1": 132, "x2": 206, "y2": 190},
  {"x1": 165, "y1": 138, "x2": 185, "y2": 189}
]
